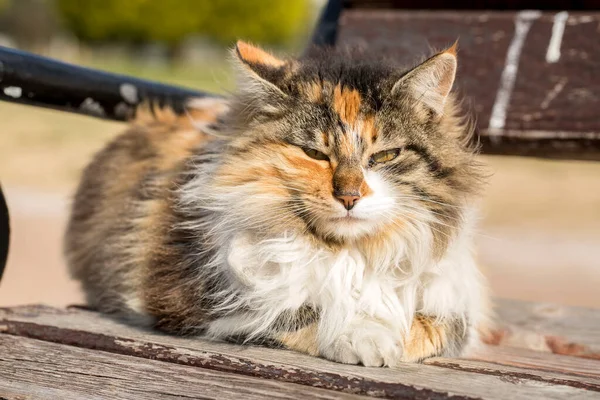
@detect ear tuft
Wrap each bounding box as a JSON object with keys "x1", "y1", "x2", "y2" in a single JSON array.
[
  {"x1": 232, "y1": 41, "x2": 290, "y2": 110},
  {"x1": 444, "y1": 39, "x2": 459, "y2": 57},
  {"x1": 235, "y1": 41, "x2": 286, "y2": 69}
]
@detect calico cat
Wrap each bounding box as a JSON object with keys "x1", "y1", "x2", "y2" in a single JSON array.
[{"x1": 65, "y1": 41, "x2": 489, "y2": 366}]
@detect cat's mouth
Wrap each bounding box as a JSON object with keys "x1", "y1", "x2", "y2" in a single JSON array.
[{"x1": 330, "y1": 213, "x2": 365, "y2": 222}]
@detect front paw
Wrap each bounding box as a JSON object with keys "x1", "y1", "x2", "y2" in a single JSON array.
[{"x1": 320, "y1": 321, "x2": 403, "y2": 367}]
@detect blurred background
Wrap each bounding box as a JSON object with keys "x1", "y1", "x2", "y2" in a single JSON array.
[{"x1": 0, "y1": 0, "x2": 598, "y2": 309}]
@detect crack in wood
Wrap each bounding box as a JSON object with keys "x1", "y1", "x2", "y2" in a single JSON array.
[
  {"x1": 428, "y1": 361, "x2": 600, "y2": 392},
  {"x1": 0, "y1": 320, "x2": 480, "y2": 400}
]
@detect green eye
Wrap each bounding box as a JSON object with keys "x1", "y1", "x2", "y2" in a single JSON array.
[
  {"x1": 302, "y1": 147, "x2": 329, "y2": 161},
  {"x1": 370, "y1": 149, "x2": 400, "y2": 165}
]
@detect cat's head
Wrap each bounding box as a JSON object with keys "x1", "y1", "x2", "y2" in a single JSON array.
[{"x1": 205, "y1": 41, "x2": 483, "y2": 251}]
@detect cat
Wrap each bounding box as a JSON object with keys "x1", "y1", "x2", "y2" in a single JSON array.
[{"x1": 65, "y1": 40, "x2": 490, "y2": 367}]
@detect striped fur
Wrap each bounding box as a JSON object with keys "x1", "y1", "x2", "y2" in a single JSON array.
[{"x1": 66, "y1": 41, "x2": 489, "y2": 367}]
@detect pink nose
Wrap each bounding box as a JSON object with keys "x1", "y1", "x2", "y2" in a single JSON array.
[{"x1": 335, "y1": 194, "x2": 360, "y2": 211}]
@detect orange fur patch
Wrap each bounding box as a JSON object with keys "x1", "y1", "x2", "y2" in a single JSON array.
[
  {"x1": 236, "y1": 41, "x2": 285, "y2": 68},
  {"x1": 333, "y1": 85, "x2": 361, "y2": 125},
  {"x1": 321, "y1": 131, "x2": 330, "y2": 147},
  {"x1": 402, "y1": 315, "x2": 448, "y2": 362},
  {"x1": 134, "y1": 99, "x2": 229, "y2": 130},
  {"x1": 301, "y1": 81, "x2": 324, "y2": 103},
  {"x1": 444, "y1": 40, "x2": 459, "y2": 56},
  {"x1": 361, "y1": 114, "x2": 377, "y2": 143},
  {"x1": 277, "y1": 323, "x2": 319, "y2": 356},
  {"x1": 286, "y1": 154, "x2": 330, "y2": 178}
]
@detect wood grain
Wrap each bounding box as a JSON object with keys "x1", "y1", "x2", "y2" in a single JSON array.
[
  {"x1": 1, "y1": 304, "x2": 599, "y2": 399},
  {"x1": 0, "y1": 335, "x2": 365, "y2": 400},
  {"x1": 468, "y1": 345, "x2": 600, "y2": 378},
  {"x1": 425, "y1": 352, "x2": 599, "y2": 392}
]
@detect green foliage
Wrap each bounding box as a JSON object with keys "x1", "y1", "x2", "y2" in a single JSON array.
[{"x1": 56, "y1": 0, "x2": 313, "y2": 46}]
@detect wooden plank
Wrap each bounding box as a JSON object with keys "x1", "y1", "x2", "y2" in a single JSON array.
[
  {"x1": 469, "y1": 345, "x2": 600, "y2": 378},
  {"x1": 510, "y1": 13, "x2": 600, "y2": 132},
  {"x1": 476, "y1": 129, "x2": 600, "y2": 160},
  {"x1": 343, "y1": 0, "x2": 600, "y2": 10},
  {"x1": 0, "y1": 335, "x2": 363, "y2": 400},
  {"x1": 336, "y1": 10, "x2": 600, "y2": 160},
  {"x1": 1, "y1": 305, "x2": 598, "y2": 400},
  {"x1": 425, "y1": 351, "x2": 600, "y2": 392},
  {"x1": 493, "y1": 298, "x2": 600, "y2": 357}
]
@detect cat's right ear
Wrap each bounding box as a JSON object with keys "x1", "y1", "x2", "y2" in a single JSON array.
[
  {"x1": 391, "y1": 42, "x2": 458, "y2": 117},
  {"x1": 233, "y1": 41, "x2": 289, "y2": 97}
]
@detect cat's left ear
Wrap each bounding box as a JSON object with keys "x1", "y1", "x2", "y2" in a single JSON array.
[
  {"x1": 233, "y1": 41, "x2": 289, "y2": 96},
  {"x1": 392, "y1": 42, "x2": 458, "y2": 116}
]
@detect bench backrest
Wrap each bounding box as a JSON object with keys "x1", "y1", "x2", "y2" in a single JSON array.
[{"x1": 315, "y1": 0, "x2": 600, "y2": 160}]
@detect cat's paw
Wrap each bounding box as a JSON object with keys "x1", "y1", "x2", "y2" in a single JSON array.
[
  {"x1": 320, "y1": 322, "x2": 403, "y2": 367},
  {"x1": 401, "y1": 314, "x2": 468, "y2": 362}
]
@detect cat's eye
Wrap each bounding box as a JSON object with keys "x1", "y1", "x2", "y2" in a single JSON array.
[
  {"x1": 370, "y1": 149, "x2": 401, "y2": 165},
  {"x1": 302, "y1": 147, "x2": 329, "y2": 161}
]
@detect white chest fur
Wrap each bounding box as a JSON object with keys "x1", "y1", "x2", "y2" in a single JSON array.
[{"x1": 205, "y1": 211, "x2": 485, "y2": 348}]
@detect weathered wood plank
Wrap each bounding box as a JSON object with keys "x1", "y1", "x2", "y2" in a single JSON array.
[
  {"x1": 0, "y1": 335, "x2": 366, "y2": 400},
  {"x1": 493, "y1": 298, "x2": 600, "y2": 357},
  {"x1": 343, "y1": 0, "x2": 600, "y2": 10},
  {"x1": 468, "y1": 345, "x2": 600, "y2": 378},
  {"x1": 338, "y1": 10, "x2": 600, "y2": 131},
  {"x1": 425, "y1": 351, "x2": 600, "y2": 392},
  {"x1": 1, "y1": 304, "x2": 598, "y2": 399},
  {"x1": 476, "y1": 129, "x2": 600, "y2": 160},
  {"x1": 510, "y1": 14, "x2": 599, "y2": 132},
  {"x1": 336, "y1": 10, "x2": 600, "y2": 160}
]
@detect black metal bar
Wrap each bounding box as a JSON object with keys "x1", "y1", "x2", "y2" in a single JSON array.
[
  {"x1": 0, "y1": 185, "x2": 9, "y2": 284},
  {"x1": 0, "y1": 46, "x2": 217, "y2": 122},
  {"x1": 310, "y1": 0, "x2": 344, "y2": 47}
]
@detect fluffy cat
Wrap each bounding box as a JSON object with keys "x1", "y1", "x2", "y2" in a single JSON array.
[{"x1": 65, "y1": 41, "x2": 489, "y2": 366}]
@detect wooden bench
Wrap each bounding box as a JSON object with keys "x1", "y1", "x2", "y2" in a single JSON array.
[{"x1": 1, "y1": 299, "x2": 599, "y2": 399}]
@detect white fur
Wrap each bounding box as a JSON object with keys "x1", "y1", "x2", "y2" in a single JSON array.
[{"x1": 201, "y1": 201, "x2": 483, "y2": 365}]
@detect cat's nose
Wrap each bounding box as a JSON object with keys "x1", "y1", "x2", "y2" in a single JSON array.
[{"x1": 335, "y1": 192, "x2": 361, "y2": 211}]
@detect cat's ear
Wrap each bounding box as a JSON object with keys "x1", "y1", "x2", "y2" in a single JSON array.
[
  {"x1": 233, "y1": 41, "x2": 289, "y2": 96},
  {"x1": 392, "y1": 42, "x2": 458, "y2": 116}
]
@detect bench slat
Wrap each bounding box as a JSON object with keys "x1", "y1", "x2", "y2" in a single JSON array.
[
  {"x1": 466, "y1": 345, "x2": 600, "y2": 378},
  {"x1": 0, "y1": 335, "x2": 363, "y2": 400},
  {"x1": 343, "y1": 0, "x2": 600, "y2": 10},
  {"x1": 425, "y1": 352, "x2": 599, "y2": 391},
  {"x1": 1, "y1": 303, "x2": 599, "y2": 399}
]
